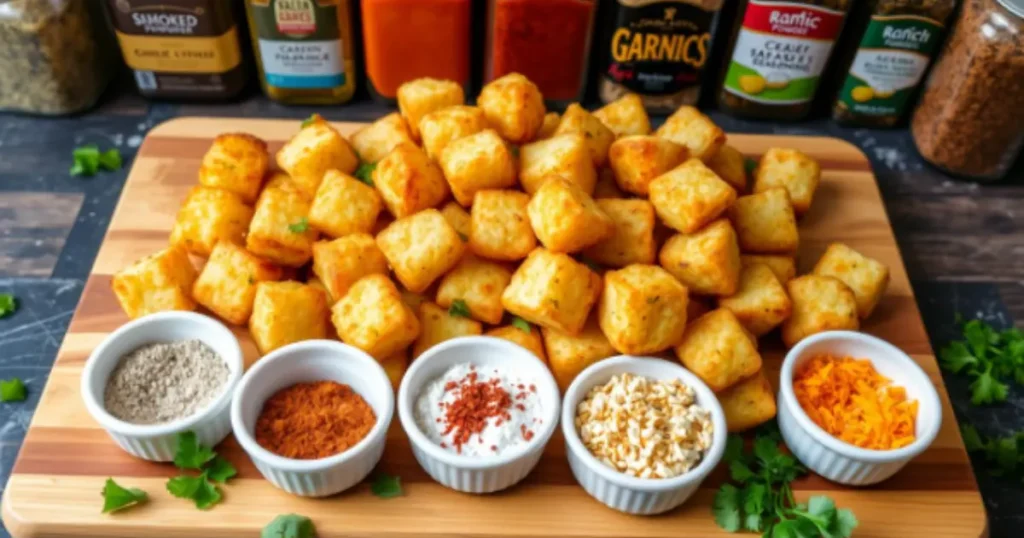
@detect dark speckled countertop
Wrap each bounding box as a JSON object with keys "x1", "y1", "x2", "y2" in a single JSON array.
[{"x1": 0, "y1": 85, "x2": 1021, "y2": 537}]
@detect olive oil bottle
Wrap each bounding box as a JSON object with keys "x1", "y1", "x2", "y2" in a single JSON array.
[{"x1": 245, "y1": 0, "x2": 357, "y2": 105}]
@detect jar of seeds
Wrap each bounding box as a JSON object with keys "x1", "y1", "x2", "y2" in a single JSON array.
[
  {"x1": 910, "y1": 0, "x2": 1024, "y2": 180},
  {"x1": 0, "y1": 0, "x2": 114, "y2": 115}
]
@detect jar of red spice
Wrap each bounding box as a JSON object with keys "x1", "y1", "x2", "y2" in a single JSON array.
[
  {"x1": 361, "y1": 0, "x2": 473, "y2": 103},
  {"x1": 485, "y1": 0, "x2": 598, "y2": 107}
]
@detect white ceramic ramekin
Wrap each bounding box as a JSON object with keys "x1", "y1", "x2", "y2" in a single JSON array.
[
  {"x1": 562, "y1": 355, "x2": 727, "y2": 515},
  {"x1": 778, "y1": 331, "x2": 942, "y2": 486},
  {"x1": 81, "y1": 311, "x2": 243, "y2": 462},
  {"x1": 231, "y1": 340, "x2": 394, "y2": 497},
  {"x1": 397, "y1": 336, "x2": 561, "y2": 494}
]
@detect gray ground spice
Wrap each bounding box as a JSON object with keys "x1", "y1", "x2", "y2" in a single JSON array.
[{"x1": 104, "y1": 339, "x2": 230, "y2": 425}]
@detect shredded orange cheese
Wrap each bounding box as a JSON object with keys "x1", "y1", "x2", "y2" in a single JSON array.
[{"x1": 793, "y1": 354, "x2": 918, "y2": 450}]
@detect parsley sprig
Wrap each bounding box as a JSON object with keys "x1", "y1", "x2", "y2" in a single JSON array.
[
  {"x1": 354, "y1": 162, "x2": 376, "y2": 186},
  {"x1": 0, "y1": 293, "x2": 17, "y2": 318},
  {"x1": 961, "y1": 424, "x2": 1024, "y2": 479},
  {"x1": 263, "y1": 513, "x2": 317, "y2": 538},
  {"x1": 939, "y1": 318, "x2": 1024, "y2": 405},
  {"x1": 71, "y1": 145, "x2": 122, "y2": 177},
  {"x1": 102, "y1": 478, "x2": 148, "y2": 514},
  {"x1": 511, "y1": 315, "x2": 531, "y2": 333},
  {"x1": 0, "y1": 378, "x2": 27, "y2": 402},
  {"x1": 166, "y1": 431, "x2": 236, "y2": 510},
  {"x1": 713, "y1": 429, "x2": 857, "y2": 538},
  {"x1": 447, "y1": 299, "x2": 471, "y2": 319},
  {"x1": 370, "y1": 472, "x2": 402, "y2": 499}
]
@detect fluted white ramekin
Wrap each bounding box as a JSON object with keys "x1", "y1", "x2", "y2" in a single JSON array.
[
  {"x1": 81, "y1": 311, "x2": 243, "y2": 461},
  {"x1": 562, "y1": 356, "x2": 727, "y2": 515},
  {"x1": 778, "y1": 331, "x2": 942, "y2": 486},
  {"x1": 231, "y1": 340, "x2": 394, "y2": 497},
  {"x1": 398, "y1": 336, "x2": 561, "y2": 493}
]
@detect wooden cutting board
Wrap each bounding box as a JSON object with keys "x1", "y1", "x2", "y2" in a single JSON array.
[{"x1": 1, "y1": 118, "x2": 986, "y2": 538}]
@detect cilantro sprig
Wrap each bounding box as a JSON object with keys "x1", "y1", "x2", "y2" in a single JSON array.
[
  {"x1": 102, "y1": 478, "x2": 148, "y2": 514},
  {"x1": 511, "y1": 315, "x2": 531, "y2": 333},
  {"x1": 939, "y1": 317, "x2": 1024, "y2": 405},
  {"x1": 167, "y1": 431, "x2": 237, "y2": 510},
  {"x1": 288, "y1": 217, "x2": 310, "y2": 234},
  {"x1": 713, "y1": 428, "x2": 857, "y2": 538},
  {"x1": 744, "y1": 157, "x2": 759, "y2": 176},
  {"x1": 0, "y1": 293, "x2": 17, "y2": 318},
  {"x1": 0, "y1": 378, "x2": 27, "y2": 402},
  {"x1": 447, "y1": 299, "x2": 471, "y2": 319},
  {"x1": 961, "y1": 424, "x2": 1024, "y2": 479},
  {"x1": 370, "y1": 473, "x2": 402, "y2": 499},
  {"x1": 71, "y1": 145, "x2": 122, "y2": 177},
  {"x1": 354, "y1": 162, "x2": 376, "y2": 186},
  {"x1": 263, "y1": 514, "x2": 317, "y2": 538}
]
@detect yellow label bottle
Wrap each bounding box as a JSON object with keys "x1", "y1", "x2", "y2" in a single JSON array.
[{"x1": 245, "y1": 0, "x2": 357, "y2": 105}]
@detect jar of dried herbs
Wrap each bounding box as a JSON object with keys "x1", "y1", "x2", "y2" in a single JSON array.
[
  {"x1": 832, "y1": 0, "x2": 957, "y2": 127},
  {"x1": 0, "y1": 0, "x2": 114, "y2": 115},
  {"x1": 911, "y1": 0, "x2": 1024, "y2": 180}
]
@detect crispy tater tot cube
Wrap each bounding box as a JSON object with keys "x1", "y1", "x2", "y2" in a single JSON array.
[
  {"x1": 527, "y1": 175, "x2": 613, "y2": 253},
  {"x1": 469, "y1": 189, "x2": 536, "y2": 261},
  {"x1": 112, "y1": 245, "x2": 198, "y2": 319},
  {"x1": 730, "y1": 188, "x2": 799, "y2": 254},
  {"x1": 440, "y1": 201, "x2": 471, "y2": 240},
  {"x1": 741, "y1": 254, "x2": 797, "y2": 284},
  {"x1": 813, "y1": 243, "x2": 890, "y2": 319},
  {"x1": 674, "y1": 308, "x2": 762, "y2": 392},
  {"x1": 198, "y1": 133, "x2": 269, "y2": 203},
  {"x1": 655, "y1": 105, "x2": 726, "y2": 161},
  {"x1": 246, "y1": 182, "x2": 317, "y2": 267},
  {"x1": 332, "y1": 274, "x2": 421, "y2": 359},
  {"x1": 554, "y1": 103, "x2": 615, "y2": 166},
  {"x1": 519, "y1": 133, "x2": 597, "y2": 195},
  {"x1": 599, "y1": 264, "x2": 690, "y2": 355},
  {"x1": 583, "y1": 198, "x2": 657, "y2": 267},
  {"x1": 659, "y1": 219, "x2": 741, "y2": 296},
  {"x1": 608, "y1": 135, "x2": 688, "y2": 196},
  {"x1": 350, "y1": 112, "x2": 415, "y2": 164},
  {"x1": 412, "y1": 302, "x2": 483, "y2": 358},
  {"x1": 436, "y1": 254, "x2": 512, "y2": 325},
  {"x1": 782, "y1": 275, "x2": 860, "y2": 348},
  {"x1": 486, "y1": 323, "x2": 547, "y2": 362},
  {"x1": 543, "y1": 315, "x2": 616, "y2": 391},
  {"x1": 419, "y1": 105, "x2": 488, "y2": 160},
  {"x1": 376, "y1": 209, "x2": 465, "y2": 293},
  {"x1": 754, "y1": 147, "x2": 821, "y2": 215},
  {"x1": 276, "y1": 114, "x2": 359, "y2": 197},
  {"x1": 718, "y1": 263, "x2": 792, "y2": 336},
  {"x1": 706, "y1": 144, "x2": 748, "y2": 193},
  {"x1": 307, "y1": 169, "x2": 382, "y2": 238},
  {"x1": 381, "y1": 349, "x2": 409, "y2": 391},
  {"x1": 249, "y1": 281, "x2": 329, "y2": 355},
  {"x1": 170, "y1": 186, "x2": 253, "y2": 257},
  {"x1": 438, "y1": 129, "x2": 517, "y2": 206},
  {"x1": 501, "y1": 248, "x2": 602, "y2": 334},
  {"x1": 537, "y1": 112, "x2": 560, "y2": 140},
  {"x1": 650, "y1": 158, "x2": 737, "y2": 234},
  {"x1": 397, "y1": 77, "x2": 465, "y2": 140},
  {"x1": 719, "y1": 370, "x2": 776, "y2": 432},
  {"x1": 593, "y1": 167, "x2": 625, "y2": 199},
  {"x1": 192, "y1": 241, "x2": 283, "y2": 325},
  {"x1": 593, "y1": 93, "x2": 652, "y2": 137},
  {"x1": 312, "y1": 234, "x2": 389, "y2": 302},
  {"x1": 373, "y1": 142, "x2": 450, "y2": 219},
  {"x1": 477, "y1": 72, "x2": 545, "y2": 144}
]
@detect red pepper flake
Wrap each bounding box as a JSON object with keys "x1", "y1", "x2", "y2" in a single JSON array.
[
  {"x1": 520, "y1": 424, "x2": 535, "y2": 441},
  {"x1": 515, "y1": 403, "x2": 526, "y2": 412},
  {"x1": 440, "y1": 442, "x2": 447, "y2": 449},
  {"x1": 491, "y1": 445, "x2": 498, "y2": 452},
  {"x1": 436, "y1": 369, "x2": 513, "y2": 454},
  {"x1": 517, "y1": 384, "x2": 525, "y2": 390},
  {"x1": 529, "y1": 384, "x2": 536, "y2": 392},
  {"x1": 495, "y1": 418, "x2": 504, "y2": 426}
]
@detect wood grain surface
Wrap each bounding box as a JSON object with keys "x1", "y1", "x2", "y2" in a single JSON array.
[{"x1": 0, "y1": 118, "x2": 987, "y2": 538}]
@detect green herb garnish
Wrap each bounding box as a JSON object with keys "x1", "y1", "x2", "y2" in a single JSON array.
[
  {"x1": 961, "y1": 424, "x2": 1024, "y2": 478},
  {"x1": 354, "y1": 162, "x2": 376, "y2": 186},
  {"x1": 300, "y1": 114, "x2": 318, "y2": 129},
  {"x1": 71, "y1": 145, "x2": 123, "y2": 177},
  {"x1": 263, "y1": 514, "x2": 317, "y2": 538},
  {"x1": 511, "y1": 316, "x2": 531, "y2": 333},
  {"x1": 0, "y1": 293, "x2": 16, "y2": 318},
  {"x1": 712, "y1": 428, "x2": 857, "y2": 537},
  {"x1": 288, "y1": 217, "x2": 310, "y2": 234},
  {"x1": 102, "y1": 478, "x2": 148, "y2": 514},
  {"x1": 744, "y1": 157, "x2": 758, "y2": 176},
  {"x1": 370, "y1": 473, "x2": 402, "y2": 499},
  {"x1": 0, "y1": 378, "x2": 26, "y2": 402},
  {"x1": 167, "y1": 431, "x2": 236, "y2": 510},
  {"x1": 939, "y1": 317, "x2": 1024, "y2": 405},
  {"x1": 448, "y1": 299, "x2": 471, "y2": 319}
]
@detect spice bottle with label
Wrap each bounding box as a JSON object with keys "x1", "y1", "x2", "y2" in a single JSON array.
[
  {"x1": 831, "y1": 0, "x2": 956, "y2": 127},
  {"x1": 106, "y1": 0, "x2": 248, "y2": 100},
  {"x1": 717, "y1": 0, "x2": 853, "y2": 120},
  {"x1": 245, "y1": 0, "x2": 357, "y2": 105},
  {"x1": 595, "y1": 0, "x2": 725, "y2": 112}
]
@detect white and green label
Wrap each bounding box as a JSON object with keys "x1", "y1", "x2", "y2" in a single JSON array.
[{"x1": 837, "y1": 15, "x2": 944, "y2": 116}]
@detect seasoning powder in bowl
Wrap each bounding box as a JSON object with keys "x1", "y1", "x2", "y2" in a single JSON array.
[
  {"x1": 255, "y1": 381, "x2": 376, "y2": 460},
  {"x1": 414, "y1": 363, "x2": 543, "y2": 456},
  {"x1": 104, "y1": 339, "x2": 229, "y2": 425},
  {"x1": 575, "y1": 373, "x2": 713, "y2": 479}
]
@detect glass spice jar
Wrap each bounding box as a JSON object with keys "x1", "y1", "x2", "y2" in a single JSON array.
[
  {"x1": 911, "y1": 0, "x2": 1024, "y2": 180},
  {"x1": 0, "y1": 0, "x2": 114, "y2": 115}
]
